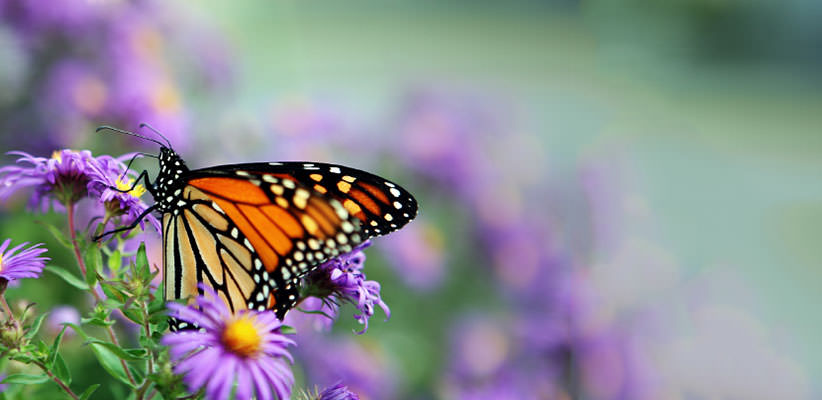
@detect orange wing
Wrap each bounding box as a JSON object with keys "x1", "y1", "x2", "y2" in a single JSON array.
[{"x1": 164, "y1": 172, "x2": 363, "y2": 319}]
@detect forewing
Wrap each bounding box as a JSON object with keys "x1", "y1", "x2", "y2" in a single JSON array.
[{"x1": 191, "y1": 161, "x2": 419, "y2": 238}]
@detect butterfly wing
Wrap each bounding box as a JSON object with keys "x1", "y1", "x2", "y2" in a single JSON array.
[
  {"x1": 195, "y1": 161, "x2": 419, "y2": 238},
  {"x1": 163, "y1": 167, "x2": 364, "y2": 321}
]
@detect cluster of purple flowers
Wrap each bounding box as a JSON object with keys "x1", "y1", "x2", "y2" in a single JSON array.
[
  {"x1": 0, "y1": 0, "x2": 231, "y2": 154},
  {"x1": 0, "y1": 149, "x2": 159, "y2": 231},
  {"x1": 383, "y1": 87, "x2": 652, "y2": 399}
]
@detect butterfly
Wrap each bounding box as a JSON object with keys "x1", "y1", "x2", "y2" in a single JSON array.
[{"x1": 97, "y1": 125, "x2": 418, "y2": 325}]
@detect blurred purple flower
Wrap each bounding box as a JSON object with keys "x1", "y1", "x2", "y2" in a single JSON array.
[
  {"x1": 296, "y1": 335, "x2": 398, "y2": 400},
  {"x1": 46, "y1": 305, "x2": 80, "y2": 337},
  {"x1": 444, "y1": 315, "x2": 564, "y2": 400},
  {"x1": 0, "y1": 239, "x2": 48, "y2": 282},
  {"x1": 392, "y1": 88, "x2": 500, "y2": 190},
  {"x1": 378, "y1": 220, "x2": 445, "y2": 291},
  {"x1": 301, "y1": 241, "x2": 390, "y2": 333},
  {"x1": 3, "y1": 0, "x2": 100, "y2": 34},
  {"x1": 104, "y1": 16, "x2": 190, "y2": 150},
  {"x1": 0, "y1": 0, "x2": 232, "y2": 152},
  {"x1": 162, "y1": 287, "x2": 296, "y2": 400},
  {"x1": 41, "y1": 59, "x2": 108, "y2": 119},
  {"x1": 284, "y1": 296, "x2": 338, "y2": 333},
  {"x1": 318, "y1": 382, "x2": 360, "y2": 400}
]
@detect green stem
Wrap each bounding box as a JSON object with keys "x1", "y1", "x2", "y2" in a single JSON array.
[
  {"x1": 35, "y1": 361, "x2": 79, "y2": 400},
  {"x1": 0, "y1": 288, "x2": 15, "y2": 324},
  {"x1": 66, "y1": 204, "x2": 87, "y2": 278},
  {"x1": 66, "y1": 204, "x2": 138, "y2": 386}
]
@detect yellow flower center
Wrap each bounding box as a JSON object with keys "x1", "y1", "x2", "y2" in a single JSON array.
[
  {"x1": 51, "y1": 151, "x2": 63, "y2": 163},
  {"x1": 115, "y1": 177, "x2": 146, "y2": 198},
  {"x1": 221, "y1": 317, "x2": 262, "y2": 358},
  {"x1": 0, "y1": 254, "x2": 4, "y2": 273}
]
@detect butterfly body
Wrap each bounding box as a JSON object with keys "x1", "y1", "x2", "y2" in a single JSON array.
[{"x1": 146, "y1": 146, "x2": 417, "y2": 322}]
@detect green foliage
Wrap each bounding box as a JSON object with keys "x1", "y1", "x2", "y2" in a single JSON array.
[{"x1": 0, "y1": 216, "x2": 174, "y2": 399}]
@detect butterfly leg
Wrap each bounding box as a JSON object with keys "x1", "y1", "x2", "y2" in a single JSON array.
[
  {"x1": 109, "y1": 170, "x2": 157, "y2": 196},
  {"x1": 92, "y1": 204, "x2": 158, "y2": 242}
]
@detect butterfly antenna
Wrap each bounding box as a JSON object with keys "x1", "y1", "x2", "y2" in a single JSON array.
[
  {"x1": 96, "y1": 125, "x2": 166, "y2": 148},
  {"x1": 139, "y1": 123, "x2": 173, "y2": 149}
]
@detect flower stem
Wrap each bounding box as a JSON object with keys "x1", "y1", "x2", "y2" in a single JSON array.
[
  {"x1": 66, "y1": 204, "x2": 87, "y2": 277},
  {"x1": 66, "y1": 204, "x2": 137, "y2": 386},
  {"x1": 0, "y1": 280, "x2": 16, "y2": 325},
  {"x1": 35, "y1": 361, "x2": 79, "y2": 400},
  {"x1": 0, "y1": 295, "x2": 14, "y2": 323}
]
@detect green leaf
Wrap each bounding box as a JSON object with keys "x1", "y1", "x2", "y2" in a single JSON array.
[
  {"x1": 53, "y1": 353, "x2": 71, "y2": 385},
  {"x1": 45, "y1": 266, "x2": 89, "y2": 290},
  {"x1": 89, "y1": 342, "x2": 135, "y2": 388},
  {"x1": 23, "y1": 313, "x2": 49, "y2": 340},
  {"x1": 79, "y1": 384, "x2": 100, "y2": 400},
  {"x1": 99, "y1": 281, "x2": 125, "y2": 303},
  {"x1": 47, "y1": 324, "x2": 70, "y2": 366},
  {"x1": 135, "y1": 243, "x2": 149, "y2": 280},
  {"x1": 63, "y1": 323, "x2": 89, "y2": 340},
  {"x1": 280, "y1": 324, "x2": 297, "y2": 335},
  {"x1": 108, "y1": 249, "x2": 122, "y2": 273},
  {"x1": 83, "y1": 339, "x2": 148, "y2": 361},
  {"x1": 41, "y1": 222, "x2": 72, "y2": 249},
  {"x1": 2, "y1": 373, "x2": 49, "y2": 384},
  {"x1": 84, "y1": 246, "x2": 101, "y2": 288}
]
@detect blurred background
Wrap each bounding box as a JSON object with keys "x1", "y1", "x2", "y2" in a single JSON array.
[{"x1": 1, "y1": 0, "x2": 821, "y2": 398}]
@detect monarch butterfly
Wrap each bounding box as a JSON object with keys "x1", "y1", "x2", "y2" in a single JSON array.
[{"x1": 97, "y1": 125, "x2": 418, "y2": 326}]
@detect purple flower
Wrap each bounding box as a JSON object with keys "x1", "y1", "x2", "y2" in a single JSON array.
[
  {"x1": 86, "y1": 153, "x2": 160, "y2": 232},
  {"x1": 0, "y1": 150, "x2": 98, "y2": 208},
  {"x1": 162, "y1": 288, "x2": 296, "y2": 400},
  {"x1": 318, "y1": 382, "x2": 360, "y2": 400},
  {"x1": 301, "y1": 241, "x2": 390, "y2": 333},
  {"x1": 0, "y1": 149, "x2": 159, "y2": 233},
  {"x1": 0, "y1": 239, "x2": 48, "y2": 282}
]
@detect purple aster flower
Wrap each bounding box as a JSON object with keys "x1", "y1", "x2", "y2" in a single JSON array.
[
  {"x1": 318, "y1": 382, "x2": 360, "y2": 400},
  {"x1": 301, "y1": 241, "x2": 390, "y2": 333},
  {"x1": 162, "y1": 287, "x2": 296, "y2": 400},
  {"x1": 0, "y1": 149, "x2": 99, "y2": 208},
  {"x1": 0, "y1": 239, "x2": 48, "y2": 282},
  {"x1": 0, "y1": 149, "x2": 159, "y2": 233},
  {"x1": 86, "y1": 152, "x2": 160, "y2": 233}
]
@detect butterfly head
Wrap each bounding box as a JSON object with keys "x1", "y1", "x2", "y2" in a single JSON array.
[{"x1": 154, "y1": 147, "x2": 190, "y2": 212}]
